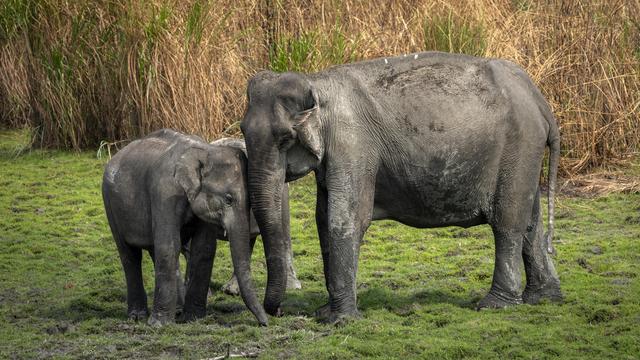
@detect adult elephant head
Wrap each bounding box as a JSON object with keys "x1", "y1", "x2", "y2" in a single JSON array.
[{"x1": 241, "y1": 71, "x2": 324, "y2": 315}]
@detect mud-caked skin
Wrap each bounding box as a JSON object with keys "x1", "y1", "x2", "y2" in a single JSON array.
[
  {"x1": 240, "y1": 51, "x2": 563, "y2": 323},
  {"x1": 102, "y1": 129, "x2": 299, "y2": 326}
]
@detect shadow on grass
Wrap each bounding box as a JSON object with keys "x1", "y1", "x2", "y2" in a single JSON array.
[
  {"x1": 278, "y1": 286, "x2": 478, "y2": 318},
  {"x1": 359, "y1": 286, "x2": 477, "y2": 311},
  {"x1": 38, "y1": 290, "x2": 125, "y2": 322},
  {"x1": 37, "y1": 284, "x2": 478, "y2": 325}
]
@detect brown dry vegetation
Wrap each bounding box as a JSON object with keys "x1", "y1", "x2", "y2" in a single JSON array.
[{"x1": 1, "y1": 0, "x2": 639, "y2": 175}]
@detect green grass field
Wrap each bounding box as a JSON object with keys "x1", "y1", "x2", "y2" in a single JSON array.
[{"x1": 1, "y1": 129, "x2": 639, "y2": 359}]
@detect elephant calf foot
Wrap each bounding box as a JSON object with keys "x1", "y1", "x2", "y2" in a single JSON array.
[
  {"x1": 147, "y1": 312, "x2": 175, "y2": 327},
  {"x1": 477, "y1": 291, "x2": 523, "y2": 310},
  {"x1": 127, "y1": 308, "x2": 148, "y2": 321},
  {"x1": 522, "y1": 282, "x2": 563, "y2": 305}
]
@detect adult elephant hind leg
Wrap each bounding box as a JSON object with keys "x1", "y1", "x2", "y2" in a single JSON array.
[
  {"x1": 477, "y1": 226, "x2": 525, "y2": 309},
  {"x1": 478, "y1": 172, "x2": 538, "y2": 309},
  {"x1": 522, "y1": 190, "x2": 562, "y2": 304}
]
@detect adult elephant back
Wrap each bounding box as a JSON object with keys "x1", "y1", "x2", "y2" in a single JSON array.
[{"x1": 241, "y1": 51, "x2": 562, "y2": 323}]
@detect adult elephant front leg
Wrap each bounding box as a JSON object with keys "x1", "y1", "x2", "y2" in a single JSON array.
[
  {"x1": 181, "y1": 224, "x2": 217, "y2": 322},
  {"x1": 314, "y1": 180, "x2": 332, "y2": 319},
  {"x1": 322, "y1": 169, "x2": 375, "y2": 324}
]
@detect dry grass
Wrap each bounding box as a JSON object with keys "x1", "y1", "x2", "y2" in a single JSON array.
[
  {"x1": 1, "y1": 0, "x2": 639, "y2": 175},
  {"x1": 560, "y1": 167, "x2": 640, "y2": 197}
]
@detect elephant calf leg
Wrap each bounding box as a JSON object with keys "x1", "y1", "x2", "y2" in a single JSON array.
[
  {"x1": 148, "y1": 242, "x2": 180, "y2": 327},
  {"x1": 182, "y1": 227, "x2": 216, "y2": 322},
  {"x1": 116, "y1": 240, "x2": 148, "y2": 321}
]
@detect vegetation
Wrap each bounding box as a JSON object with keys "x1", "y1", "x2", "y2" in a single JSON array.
[
  {"x1": 1, "y1": 129, "x2": 639, "y2": 358},
  {"x1": 0, "y1": 0, "x2": 639, "y2": 175}
]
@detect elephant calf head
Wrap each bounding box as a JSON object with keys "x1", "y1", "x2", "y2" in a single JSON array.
[
  {"x1": 173, "y1": 144, "x2": 268, "y2": 325},
  {"x1": 174, "y1": 145, "x2": 248, "y2": 227}
]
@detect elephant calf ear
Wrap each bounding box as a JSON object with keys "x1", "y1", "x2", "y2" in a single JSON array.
[
  {"x1": 293, "y1": 89, "x2": 323, "y2": 160},
  {"x1": 174, "y1": 148, "x2": 206, "y2": 202}
]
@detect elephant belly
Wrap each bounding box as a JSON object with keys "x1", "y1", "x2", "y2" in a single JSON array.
[
  {"x1": 372, "y1": 158, "x2": 493, "y2": 229},
  {"x1": 373, "y1": 196, "x2": 486, "y2": 228}
]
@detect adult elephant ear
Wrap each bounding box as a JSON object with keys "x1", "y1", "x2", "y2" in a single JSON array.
[
  {"x1": 292, "y1": 88, "x2": 323, "y2": 160},
  {"x1": 174, "y1": 147, "x2": 207, "y2": 202}
]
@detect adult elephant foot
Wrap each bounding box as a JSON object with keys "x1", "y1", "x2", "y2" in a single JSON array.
[
  {"x1": 476, "y1": 291, "x2": 523, "y2": 310},
  {"x1": 147, "y1": 312, "x2": 174, "y2": 327},
  {"x1": 319, "y1": 309, "x2": 362, "y2": 326},
  {"x1": 522, "y1": 281, "x2": 563, "y2": 305},
  {"x1": 314, "y1": 302, "x2": 331, "y2": 319},
  {"x1": 222, "y1": 272, "x2": 302, "y2": 296},
  {"x1": 177, "y1": 308, "x2": 206, "y2": 323},
  {"x1": 315, "y1": 303, "x2": 361, "y2": 325},
  {"x1": 127, "y1": 308, "x2": 148, "y2": 321}
]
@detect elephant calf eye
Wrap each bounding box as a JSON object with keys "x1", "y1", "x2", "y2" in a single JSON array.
[{"x1": 224, "y1": 193, "x2": 234, "y2": 205}]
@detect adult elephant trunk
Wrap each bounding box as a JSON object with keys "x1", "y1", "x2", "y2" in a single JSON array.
[
  {"x1": 247, "y1": 146, "x2": 288, "y2": 316},
  {"x1": 226, "y1": 207, "x2": 269, "y2": 326}
]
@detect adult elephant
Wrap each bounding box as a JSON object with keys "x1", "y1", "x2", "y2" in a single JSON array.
[{"x1": 241, "y1": 51, "x2": 562, "y2": 323}]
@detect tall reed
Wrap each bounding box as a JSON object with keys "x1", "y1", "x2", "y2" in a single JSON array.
[{"x1": 0, "y1": 0, "x2": 638, "y2": 175}]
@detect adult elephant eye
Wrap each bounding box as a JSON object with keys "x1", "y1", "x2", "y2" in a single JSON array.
[
  {"x1": 224, "y1": 193, "x2": 234, "y2": 205},
  {"x1": 277, "y1": 129, "x2": 297, "y2": 151}
]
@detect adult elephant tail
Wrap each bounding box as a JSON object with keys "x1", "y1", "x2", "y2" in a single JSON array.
[
  {"x1": 541, "y1": 101, "x2": 560, "y2": 255},
  {"x1": 524, "y1": 72, "x2": 560, "y2": 255}
]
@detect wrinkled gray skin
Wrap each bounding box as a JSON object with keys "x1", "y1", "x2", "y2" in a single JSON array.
[
  {"x1": 241, "y1": 51, "x2": 563, "y2": 323},
  {"x1": 102, "y1": 129, "x2": 298, "y2": 326},
  {"x1": 211, "y1": 138, "x2": 301, "y2": 297}
]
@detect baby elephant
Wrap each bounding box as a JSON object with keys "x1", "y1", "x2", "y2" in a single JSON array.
[{"x1": 102, "y1": 129, "x2": 299, "y2": 326}]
